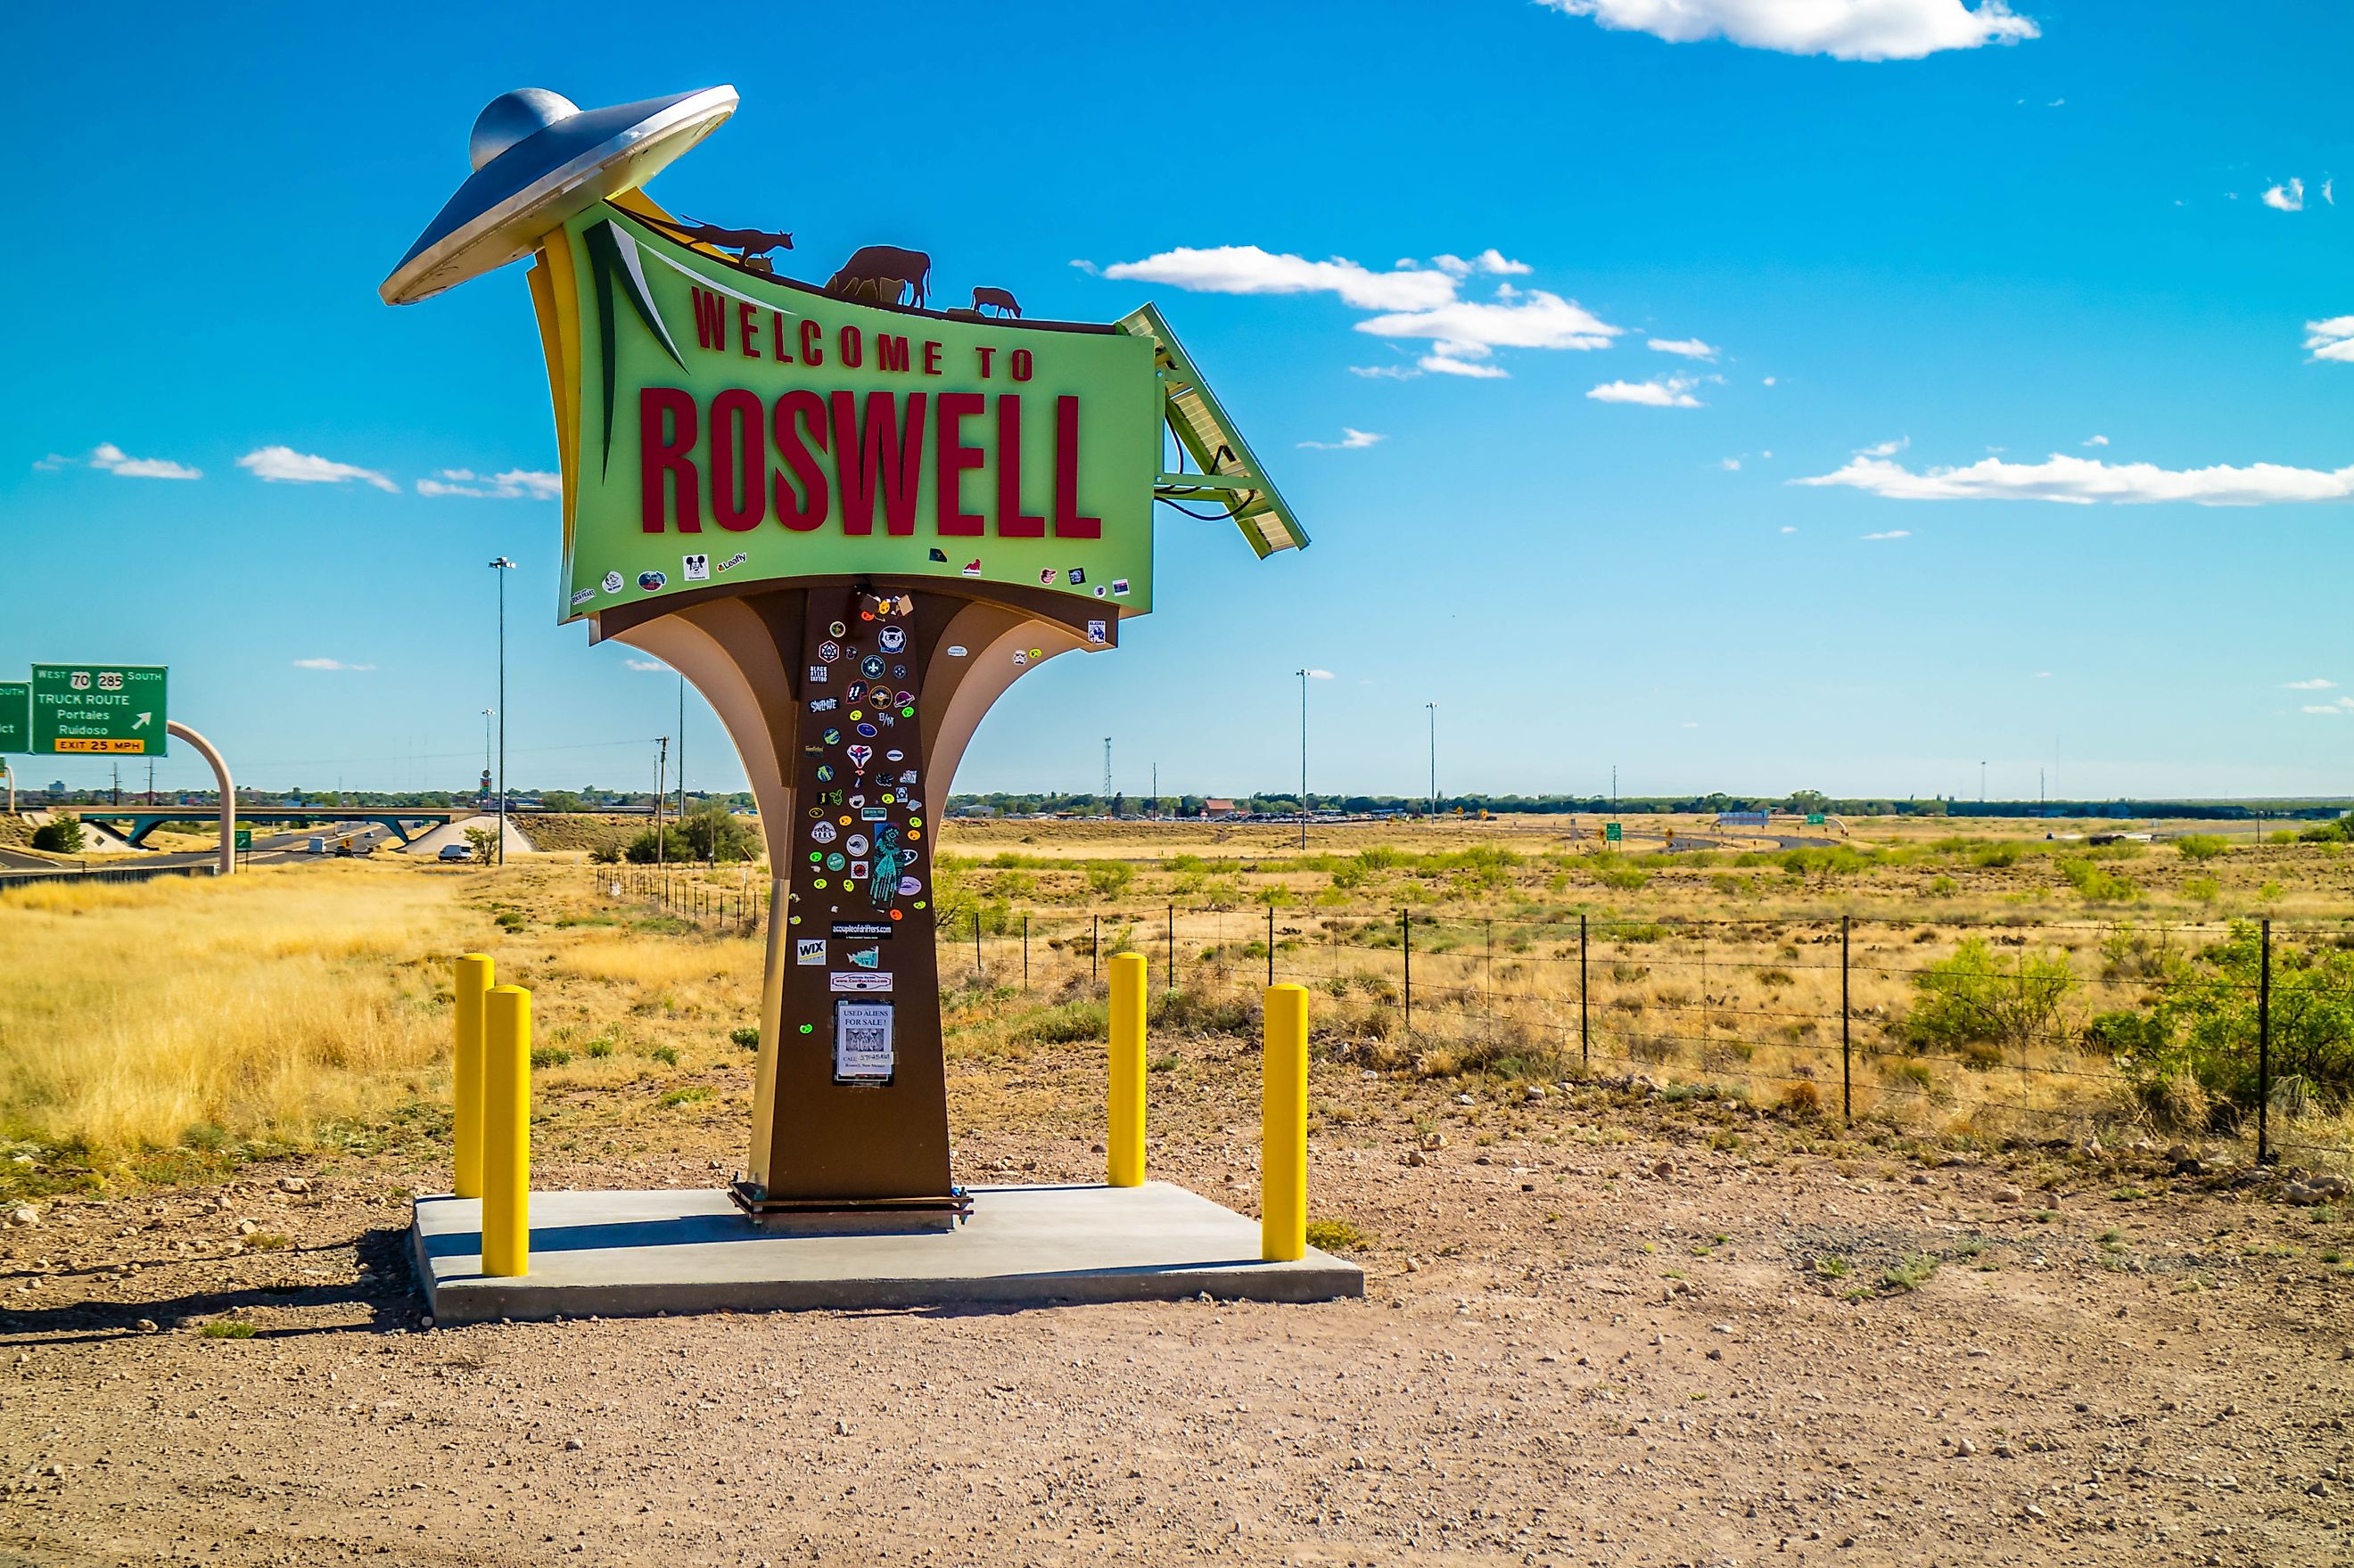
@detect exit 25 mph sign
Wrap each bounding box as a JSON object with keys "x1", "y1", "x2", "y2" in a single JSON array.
[{"x1": 30, "y1": 664, "x2": 168, "y2": 756}]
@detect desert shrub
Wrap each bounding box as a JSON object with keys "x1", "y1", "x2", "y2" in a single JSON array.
[
  {"x1": 2117, "y1": 921, "x2": 2354, "y2": 1115},
  {"x1": 728, "y1": 1025, "x2": 760, "y2": 1049},
  {"x1": 1906, "y1": 938, "x2": 2076, "y2": 1056},
  {"x1": 30, "y1": 817, "x2": 84, "y2": 853},
  {"x1": 679, "y1": 802, "x2": 760, "y2": 864},
  {"x1": 623, "y1": 825, "x2": 691, "y2": 864},
  {"x1": 1085, "y1": 860, "x2": 1135, "y2": 898},
  {"x1": 2175, "y1": 834, "x2": 2230, "y2": 862},
  {"x1": 465, "y1": 826, "x2": 500, "y2": 865},
  {"x1": 2059, "y1": 856, "x2": 2139, "y2": 903},
  {"x1": 1780, "y1": 1080, "x2": 1823, "y2": 1116},
  {"x1": 1017, "y1": 999, "x2": 1110, "y2": 1044},
  {"x1": 588, "y1": 841, "x2": 622, "y2": 866}
]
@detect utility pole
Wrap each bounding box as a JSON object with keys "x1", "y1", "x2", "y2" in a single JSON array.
[
  {"x1": 1425, "y1": 702, "x2": 1437, "y2": 818},
  {"x1": 1102, "y1": 736, "x2": 1113, "y2": 809},
  {"x1": 1294, "y1": 669, "x2": 1310, "y2": 850},
  {"x1": 111, "y1": 761, "x2": 119, "y2": 807},
  {"x1": 677, "y1": 675, "x2": 687, "y2": 850},
  {"x1": 654, "y1": 735, "x2": 669, "y2": 874},
  {"x1": 1980, "y1": 759, "x2": 1987, "y2": 804},
  {"x1": 488, "y1": 555, "x2": 517, "y2": 865},
  {"x1": 145, "y1": 759, "x2": 154, "y2": 807},
  {"x1": 1151, "y1": 763, "x2": 1158, "y2": 820}
]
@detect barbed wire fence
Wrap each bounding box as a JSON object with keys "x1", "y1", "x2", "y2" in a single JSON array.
[{"x1": 595, "y1": 865, "x2": 2354, "y2": 1169}]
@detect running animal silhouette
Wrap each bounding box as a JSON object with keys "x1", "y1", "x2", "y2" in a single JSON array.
[
  {"x1": 826, "y1": 245, "x2": 933, "y2": 308},
  {"x1": 673, "y1": 216, "x2": 794, "y2": 259},
  {"x1": 971, "y1": 286, "x2": 1022, "y2": 318}
]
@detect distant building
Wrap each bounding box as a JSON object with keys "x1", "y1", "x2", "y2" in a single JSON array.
[{"x1": 1201, "y1": 798, "x2": 1239, "y2": 819}]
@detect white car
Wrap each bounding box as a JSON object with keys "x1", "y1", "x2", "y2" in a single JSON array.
[{"x1": 437, "y1": 842, "x2": 474, "y2": 862}]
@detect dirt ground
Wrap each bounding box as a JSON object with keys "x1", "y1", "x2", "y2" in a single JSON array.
[{"x1": 4, "y1": 1039, "x2": 2351, "y2": 1568}]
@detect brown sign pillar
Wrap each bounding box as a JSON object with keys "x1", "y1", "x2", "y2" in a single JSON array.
[{"x1": 598, "y1": 576, "x2": 1109, "y2": 1211}]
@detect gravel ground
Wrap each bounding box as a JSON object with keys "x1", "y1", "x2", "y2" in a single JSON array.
[{"x1": 4, "y1": 1045, "x2": 2351, "y2": 1567}]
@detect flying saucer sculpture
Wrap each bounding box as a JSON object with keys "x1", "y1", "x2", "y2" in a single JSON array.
[
  {"x1": 381, "y1": 86, "x2": 1305, "y2": 1217},
  {"x1": 382, "y1": 86, "x2": 737, "y2": 306}
]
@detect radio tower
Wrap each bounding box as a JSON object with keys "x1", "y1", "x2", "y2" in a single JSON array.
[{"x1": 1102, "y1": 737, "x2": 1113, "y2": 800}]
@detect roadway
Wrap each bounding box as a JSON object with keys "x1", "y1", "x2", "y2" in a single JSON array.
[{"x1": 0, "y1": 820, "x2": 409, "y2": 877}]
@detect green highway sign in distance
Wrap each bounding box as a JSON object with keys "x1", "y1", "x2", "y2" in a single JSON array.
[
  {"x1": 234, "y1": 827, "x2": 253, "y2": 850},
  {"x1": 0, "y1": 682, "x2": 28, "y2": 753},
  {"x1": 30, "y1": 664, "x2": 168, "y2": 756},
  {"x1": 1806, "y1": 812, "x2": 1826, "y2": 825},
  {"x1": 1604, "y1": 822, "x2": 1622, "y2": 842}
]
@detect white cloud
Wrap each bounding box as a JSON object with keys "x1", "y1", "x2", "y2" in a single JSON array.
[
  {"x1": 1305, "y1": 669, "x2": 1336, "y2": 680},
  {"x1": 2263, "y1": 177, "x2": 2306, "y2": 212},
  {"x1": 2301, "y1": 697, "x2": 2354, "y2": 716},
  {"x1": 1538, "y1": 0, "x2": 2038, "y2": 61},
  {"x1": 624, "y1": 658, "x2": 668, "y2": 672},
  {"x1": 1648, "y1": 336, "x2": 1719, "y2": 359},
  {"x1": 2033, "y1": 670, "x2": 2053, "y2": 678},
  {"x1": 1587, "y1": 376, "x2": 1702, "y2": 407},
  {"x1": 1420, "y1": 353, "x2": 1510, "y2": 379},
  {"x1": 1860, "y1": 530, "x2": 1912, "y2": 540},
  {"x1": 238, "y1": 446, "x2": 397, "y2": 492},
  {"x1": 416, "y1": 467, "x2": 561, "y2": 500},
  {"x1": 1107, "y1": 244, "x2": 1619, "y2": 379},
  {"x1": 2304, "y1": 316, "x2": 2354, "y2": 363},
  {"x1": 1296, "y1": 428, "x2": 1386, "y2": 450},
  {"x1": 1761, "y1": 375, "x2": 1778, "y2": 387},
  {"x1": 2284, "y1": 677, "x2": 2339, "y2": 691},
  {"x1": 2327, "y1": 178, "x2": 2337, "y2": 207},
  {"x1": 1719, "y1": 457, "x2": 1742, "y2": 471},
  {"x1": 1680, "y1": 721, "x2": 1700, "y2": 729},
  {"x1": 1797, "y1": 450, "x2": 2354, "y2": 505},
  {"x1": 1779, "y1": 525, "x2": 1798, "y2": 533},
  {"x1": 36, "y1": 442, "x2": 202, "y2": 480},
  {"x1": 1348, "y1": 363, "x2": 1420, "y2": 380},
  {"x1": 1100, "y1": 245, "x2": 1457, "y2": 312},
  {"x1": 292, "y1": 657, "x2": 376, "y2": 671},
  {"x1": 1857, "y1": 437, "x2": 1909, "y2": 457},
  {"x1": 2081, "y1": 434, "x2": 2109, "y2": 447}
]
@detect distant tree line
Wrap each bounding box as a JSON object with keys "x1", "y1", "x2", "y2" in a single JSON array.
[{"x1": 942, "y1": 789, "x2": 2350, "y2": 821}]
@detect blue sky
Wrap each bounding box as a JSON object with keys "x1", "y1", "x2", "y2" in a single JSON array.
[{"x1": 5, "y1": 0, "x2": 2351, "y2": 802}]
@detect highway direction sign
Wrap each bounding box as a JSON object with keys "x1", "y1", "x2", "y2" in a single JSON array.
[
  {"x1": 30, "y1": 664, "x2": 168, "y2": 756},
  {"x1": 1604, "y1": 822, "x2": 1622, "y2": 843},
  {"x1": 0, "y1": 682, "x2": 27, "y2": 753}
]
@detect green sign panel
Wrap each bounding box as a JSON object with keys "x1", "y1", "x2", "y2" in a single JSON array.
[
  {"x1": 0, "y1": 682, "x2": 28, "y2": 754},
  {"x1": 234, "y1": 827, "x2": 254, "y2": 850},
  {"x1": 1603, "y1": 822, "x2": 1622, "y2": 843},
  {"x1": 30, "y1": 664, "x2": 168, "y2": 756},
  {"x1": 1806, "y1": 812, "x2": 1826, "y2": 825},
  {"x1": 552, "y1": 208, "x2": 1161, "y2": 625}
]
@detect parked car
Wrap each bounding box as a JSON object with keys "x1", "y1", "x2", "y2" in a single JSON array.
[{"x1": 437, "y1": 842, "x2": 473, "y2": 862}]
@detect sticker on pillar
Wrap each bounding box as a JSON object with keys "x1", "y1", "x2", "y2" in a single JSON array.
[
  {"x1": 1039, "y1": 569, "x2": 1058, "y2": 585},
  {"x1": 638, "y1": 571, "x2": 666, "y2": 590},
  {"x1": 1086, "y1": 620, "x2": 1107, "y2": 644},
  {"x1": 1068, "y1": 568, "x2": 1087, "y2": 586},
  {"x1": 795, "y1": 938, "x2": 826, "y2": 965},
  {"x1": 818, "y1": 641, "x2": 840, "y2": 662},
  {"x1": 946, "y1": 644, "x2": 967, "y2": 657},
  {"x1": 828, "y1": 620, "x2": 847, "y2": 637},
  {"x1": 878, "y1": 626, "x2": 906, "y2": 653},
  {"x1": 833, "y1": 999, "x2": 894, "y2": 1084},
  {"x1": 810, "y1": 821, "x2": 837, "y2": 844},
  {"x1": 570, "y1": 587, "x2": 595, "y2": 608},
  {"x1": 847, "y1": 946, "x2": 880, "y2": 969},
  {"x1": 898, "y1": 875, "x2": 922, "y2": 897},
  {"x1": 601, "y1": 570, "x2": 624, "y2": 594},
  {"x1": 830, "y1": 972, "x2": 893, "y2": 993},
  {"x1": 682, "y1": 553, "x2": 710, "y2": 581},
  {"x1": 845, "y1": 833, "x2": 869, "y2": 856},
  {"x1": 833, "y1": 922, "x2": 892, "y2": 940},
  {"x1": 1012, "y1": 650, "x2": 1028, "y2": 667},
  {"x1": 807, "y1": 665, "x2": 827, "y2": 683},
  {"x1": 849, "y1": 859, "x2": 869, "y2": 879},
  {"x1": 860, "y1": 654, "x2": 885, "y2": 679},
  {"x1": 961, "y1": 559, "x2": 982, "y2": 577},
  {"x1": 720, "y1": 552, "x2": 747, "y2": 572},
  {"x1": 928, "y1": 548, "x2": 949, "y2": 563},
  {"x1": 822, "y1": 728, "x2": 842, "y2": 746},
  {"x1": 1112, "y1": 579, "x2": 1132, "y2": 595},
  {"x1": 846, "y1": 744, "x2": 873, "y2": 771},
  {"x1": 825, "y1": 852, "x2": 846, "y2": 871},
  {"x1": 808, "y1": 697, "x2": 836, "y2": 712}
]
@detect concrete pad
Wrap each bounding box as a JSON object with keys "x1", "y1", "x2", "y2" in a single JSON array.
[
  {"x1": 400, "y1": 813, "x2": 537, "y2": 857},
  {"x1": 409, "y1": 1181, "x2": 1362, "y2": 1323}
]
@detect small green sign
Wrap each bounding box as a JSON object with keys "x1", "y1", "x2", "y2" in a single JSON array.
[
  {"x1": 234, "y1": 827, "x2": 254, "y2": 850},
  {"x1": 1604, "y1": 822, "x2": 1622, "y2": 843},
  {"x1": 0, "y1": 682, "x2": 28, "y2": 753},
  {"x1": 30, "y1": 664, "x2": 168, "y2": 756},
  {"x1": 1806, "y1": 812, "x2": 1826, "y2": 825}
]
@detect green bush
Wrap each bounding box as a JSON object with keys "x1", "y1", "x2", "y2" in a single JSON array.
[
  {"x1": 1085, "y1": 859, "x2": 1136, "y2": 898},
  {"x1": 728, "y1": 1025, "x2": 761, "y2": 1049},
  {"x1": 2059, "y1": 856, "x2": 2139, "y2": 902},
  {"x1": 2114, "y1": 922, "x2": 2354, "y2": 1116},
  {"x1": 680, "y1": 802, "x2": 760, "y2": 864},
  {"x1": 1907, "y1": 938, "x2": 2076, "y2": 1057},
  {"x1": 624, "y1": 825, "x2": 693, "y2": 864},
  {"x1": 2175, "y1": 834, "x2": 2230, "y2": 862},
  {"x1": 30, "y1": 817, "x2": 84, "y2": 853}
]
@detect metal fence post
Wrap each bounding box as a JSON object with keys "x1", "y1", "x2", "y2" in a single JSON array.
[
  {"x1": 1023, "y1": 912, "x2": 1031, "y2": 992},
  {"x1": 1840, "y1": 915, "x2": 1853, "y2": 1126},
  {"x1": 1579, "y1": 913, "x2": 1589, "y2": 1068},
  {"x1": 1401, "y1": 907, "x2": 1412, "y2": 1037},
  {"x1": 2258, "y1": 916, "x2": 2273, "y2": 1165},
  {"x1": 1265, "y1": 903, "x2": 1275, "y2": 988},
  {"x1": 1167, "y1": 903, "x2": 1176, "y2": 990},
  {"x1": 974, "y1": 907, "x2": 984, "y2": 982},
  {"x1": 1091, "y1": 914, "x2": 1099, "y2": 981},
  {"x1": 1485, "y1": 917, "x2": 1495, "y2": 1027}
]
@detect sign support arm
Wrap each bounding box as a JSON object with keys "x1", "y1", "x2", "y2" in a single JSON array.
[{"x1": 166, "y1": 720, "x2": 235, "y2": 877}]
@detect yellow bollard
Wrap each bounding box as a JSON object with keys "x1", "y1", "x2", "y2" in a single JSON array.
[
  {"x1": 1261, "y1": 983, "x2": 1309, "y2": 1262},
  {"x1": 1107, "y1": 952, "x2": 1148, "y2": 1186},
  {"x1": 481, "y1": 984, "x2": 532, "y2": 1278},
  {"x1": 451, "y1": 954, "x2": 494, "y2": 1199}
]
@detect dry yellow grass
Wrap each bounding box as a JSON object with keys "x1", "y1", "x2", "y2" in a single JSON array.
[{"x1": 0, "y1": 865, "x2": 470, "y2": 1157}]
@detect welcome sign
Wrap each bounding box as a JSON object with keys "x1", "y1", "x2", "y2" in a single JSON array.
[{"x1": 536, "y1": 205, "x2": 1161, "y2": 625}]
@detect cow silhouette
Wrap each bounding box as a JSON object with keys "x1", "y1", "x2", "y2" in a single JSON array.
[
  {"x1": 971, "y1": 286, "x2": 1022, "y2": 318},
  {"x1": 826, "y1": 245, "x2": 932, "y2": 309},
  {"x1": 673, "y1": 216, "x2": 794, "y2": 259}
]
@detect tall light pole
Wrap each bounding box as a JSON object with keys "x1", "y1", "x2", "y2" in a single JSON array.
[
  {"x1": 1425, "y1": 702, "x2": 1437, "y2": 819},
  {"x1": 488, "y1": 556, "x2": 517, "y2": 865},
  {"x1": 1294, "y1": 669, "x2": 1310, "y2": 850}
]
